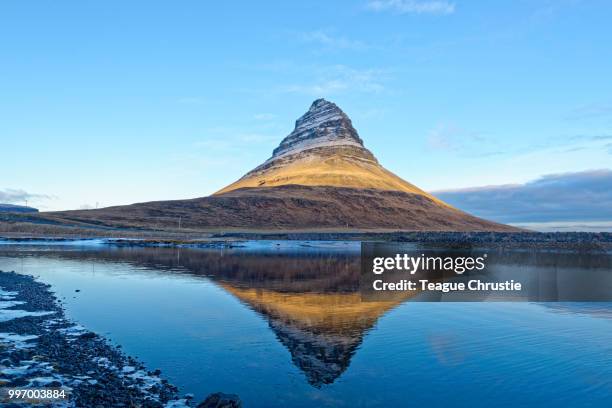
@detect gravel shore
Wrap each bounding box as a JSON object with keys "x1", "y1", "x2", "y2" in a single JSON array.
[
  {"x1": 0, "y1": 271, "x2": 241, "y2": 408},
  {"x1": 2, "y1": 231, "x2": 611, "y2": 251}
]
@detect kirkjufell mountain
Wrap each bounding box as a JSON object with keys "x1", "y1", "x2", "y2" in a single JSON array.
[
  {"x1": 216, "y1": 98, "x2": 442, "y2": 202},
  {"x1": 19, "y1": 99, "x2": 517, "y2": 232}
]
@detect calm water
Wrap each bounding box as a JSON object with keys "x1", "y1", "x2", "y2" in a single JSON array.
[{"x1": 0, "y1": 241, "x2": 611, "y2": 407}]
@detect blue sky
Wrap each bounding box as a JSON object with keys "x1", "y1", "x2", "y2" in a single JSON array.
[{"x1": 2, "y1": 1, "x2": 611, "y2": 224}]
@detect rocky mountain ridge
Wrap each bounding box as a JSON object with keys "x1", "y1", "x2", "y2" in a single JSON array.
[{"x1": 270, "y1": 98, "x2": 370, "y2": 160}]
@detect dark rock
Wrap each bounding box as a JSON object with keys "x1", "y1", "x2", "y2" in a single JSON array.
[{"x1": 197, "y1": 392, "x2": 242, "y2": 408}]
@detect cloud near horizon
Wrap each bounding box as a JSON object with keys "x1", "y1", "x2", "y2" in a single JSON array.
[
  {"x1": 0, "y1": 188, "x2": 51, "y2": 207},
  {"x1": 433, "y1": 169, "x2": 612, "y2": 223},
  {"x1": 366, "y1": 0, "x2": 455, "y2": 15}
]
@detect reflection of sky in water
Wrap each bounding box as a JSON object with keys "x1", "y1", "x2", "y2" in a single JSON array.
[
  {"x1": 511, "y1": 221, "x2": 612, "y2": 233},
  {"x1": 0, "y1": 243, "x2": 611, "y2": 407}
]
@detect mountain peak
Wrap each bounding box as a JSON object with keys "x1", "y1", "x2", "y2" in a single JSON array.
[
  {"x1": 308, "y1": 98, "x2": 338, "y2": 112},
  {"x1": 271, "y1": 99, "x2": 365, "y2": 159},
  {"x1": 213, "y1": 99, "x2": 444, "y2": 207}
]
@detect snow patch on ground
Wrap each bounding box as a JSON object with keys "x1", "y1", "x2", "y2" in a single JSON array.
[
  {"x1": 295, "y1": 110, "x2": 345, "y2": 132},
  {"x1": 269, "y1": 137, "x2": 363, "y2": 162},
  {"x1": 0, "y1": 307, "x2": 54, "y2": 322},
  {"x1": 0, "y1": 332, "x2": 39, "y2": 349},
  {"x1": 59, "y1": 324, "x2": 88, "y2": 337},
  {"x1": 92, "y1": 356, "x2": 117, "y2": 371},
  {"x1": 0, "y1": 284, "x2": 55, "y2": 322},
  {"x1": 0, "y1": 238, "x2": 106, "y2": 246},
  {"x1": 0, "y1": 289, "x2": 18, "y2": 299}
]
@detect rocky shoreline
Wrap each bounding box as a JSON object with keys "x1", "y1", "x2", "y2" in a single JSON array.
[
  {"x1": 211, "y1": 231, "x2": 612, "y2": 250},
  {"x1": 0, "y1": 271, "x2": 241, "y2": 408},
  {"x1": 1, "y1": 231, "x2": 611, "y2": 251}
]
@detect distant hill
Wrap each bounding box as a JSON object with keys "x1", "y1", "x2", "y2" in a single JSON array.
[{"x1": 0, "y1": 203, "x2": 38, "y2": 213}]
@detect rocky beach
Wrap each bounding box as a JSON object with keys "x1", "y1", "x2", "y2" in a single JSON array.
[{"x1": 0, "y1": 271, "x2": 241, "y2": 408}]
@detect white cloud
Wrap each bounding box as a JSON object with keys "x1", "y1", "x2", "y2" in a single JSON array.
[
  {"x1": 426, "y1": 123, "x2": 488, "y2": 152},
  {"x1": 301, "y1": 30, "x2": 367, "y2": 50},
  {"x1": 367, "y1": 0, "x2": 455, "y2": 15},
  {"x1": 283, "y1": 65, "x2": 387, "y2": 96},
  {"x1": 253, "y1": 113, "x2": 277, "y2": 121},
  {"x1": 194, "y1": 127, "x2": 280, "y2": 151},
  {"x1": 427, "y1": 123, "x2": 457, "y2": 150}
]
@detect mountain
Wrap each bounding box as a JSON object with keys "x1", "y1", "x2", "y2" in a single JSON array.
[
  {"x1": 14, "y1": 99, "x2": 517, "y2": 232},
  {"x1": 204, "y1": 98, "x2": 511, "y2": 231},
  {"x1": 216, "y1": 99, "x2": 446, "y2": 207},
  {"x1": 0, "y1": 203, "x2": 38, "y2": 213}
]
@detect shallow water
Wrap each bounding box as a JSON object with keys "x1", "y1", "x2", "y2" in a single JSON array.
[{"x1": 0, "y1": 242, "x2": 611, "y2": 407}]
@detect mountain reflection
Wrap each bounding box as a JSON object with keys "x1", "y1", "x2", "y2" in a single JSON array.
[
  {"x1": 29, "y1": 245, "x2": 407, "y2": 386},
  {"x1": 10, "y1": 244, "x2": 612, "y2": 386},
  {"x1": 220, "y1": 285, "x2": 403, "y2": 386}
]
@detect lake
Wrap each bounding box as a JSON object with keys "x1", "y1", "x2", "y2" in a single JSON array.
[{"x1": 0, "y1": 241, "x2": 611, "y2": 407}]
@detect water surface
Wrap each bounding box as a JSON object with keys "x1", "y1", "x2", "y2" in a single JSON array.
[{"x1": 0, "y1": 242, "x2": 610, "y2": 407}]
